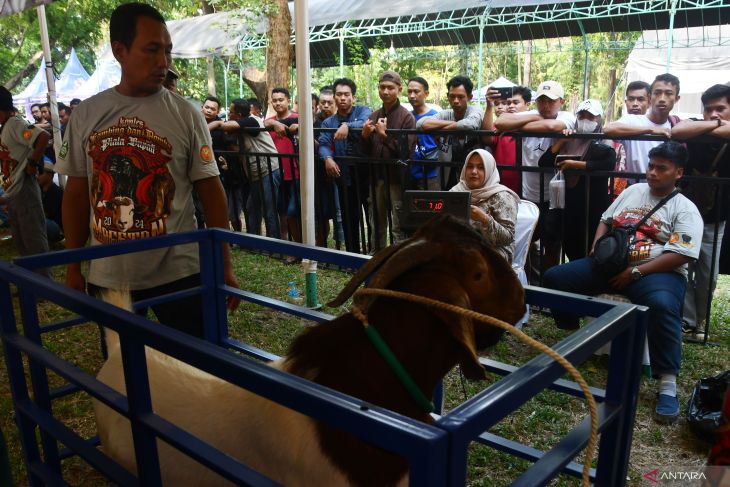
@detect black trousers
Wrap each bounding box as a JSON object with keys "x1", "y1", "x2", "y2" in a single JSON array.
[{"x1": 88, "y1": 273, "x2": 205, "y2": 339}]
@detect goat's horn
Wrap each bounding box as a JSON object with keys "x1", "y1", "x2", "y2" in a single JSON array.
[
  {"x1": 352, "y1": 240, "x2": 443, "y2": 314},
  {"x1": 327, "y1": 238, "x2": 415, "y2": 307}
]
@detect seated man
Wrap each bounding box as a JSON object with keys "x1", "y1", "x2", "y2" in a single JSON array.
[
  {"x1": 543, "y1": 141, "x2": 703, "y2": 424},
  {"x1": 37, "y1": 161, "x2": 64, "y2": 243}
]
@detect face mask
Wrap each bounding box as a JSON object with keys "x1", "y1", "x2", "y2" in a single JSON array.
[{"x1": 576, "y1": 119, "x2": 598, "y2": 134}]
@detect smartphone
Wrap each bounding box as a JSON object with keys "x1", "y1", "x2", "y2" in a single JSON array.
[
  {"x1": 495, "y1": 86, "x2": 514, "y2": 99},
  {"x1": 556, "y1": 154, "x2": 582, "y2": 164}
]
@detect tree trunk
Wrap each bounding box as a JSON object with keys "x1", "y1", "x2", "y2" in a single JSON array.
[
  {"x1": 243, "y1": 67, "x2": 268, "y2": 104},
  {"x1": 606, "y1": 68, "x2": 617, "y2": 123},
  {"x1": 265, "y1": 0, "x2": 292, "y2": 116},
  {"x1": 4, "y1": 50, "x2": 43, "y2": 91},
  {"x1": 522, "y1": 42, "x2": 532, "y2": 87}
]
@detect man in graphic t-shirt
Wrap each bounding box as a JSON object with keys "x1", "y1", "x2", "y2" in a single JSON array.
[
  {"x1": 544, "y1": 141, "x2": 703, "y2": 424},
  {"x1": 0, "y1": 86, "x2": 52, "y2": 277},
  {"x1": 56, "y1": 3, "x2": 239, "y2": 338}
]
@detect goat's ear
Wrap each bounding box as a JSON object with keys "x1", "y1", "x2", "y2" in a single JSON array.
[{"x1": 430, "y1": 286, "x2": 486, "y2": 381}]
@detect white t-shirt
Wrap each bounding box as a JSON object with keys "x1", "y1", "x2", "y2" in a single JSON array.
[
  {"x1": 600, "y1": 183, "x2": 703, "y2": 277},
  {"x1": 518, "y1": 110, "x2": 575, "y2": 203},
  {"x1": 56, "y1": 87, "x2": 220, "y2": 289},
  {"x1": 0, "y1": 115, "x2": 44, "y2": 200},
  {"x1": 614, "y1": 113, "x2": 671, "y2": 174}
]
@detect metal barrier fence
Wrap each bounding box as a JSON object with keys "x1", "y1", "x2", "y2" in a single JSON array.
[
  {"x1": 222, "y1": 128, "x2": 729, "y2": 343},
  {"x1": 2, "y1": 229, "x2": 648, "y2": 486}
]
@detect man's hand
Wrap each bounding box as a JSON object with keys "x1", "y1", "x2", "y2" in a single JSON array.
[
  {"x1": 362, "y1": 119, "x2": 375, "y2": 139},
  {"x1": 65, "y1": 266, "x2": 86, "y2": 293},
  {"x1": 25, "y1": 163, "x2": 38, "y2": 176},
  {"x1": 208, "y1": 120, "x2": 223, "y2": 131},
  {"x1": 485, "y1": 88, "x2": 501, "y2": 107},
  {"x1": 608, "y1": 267, "x2": 633, "y2": 290},
  {"x1": 325, "y1": 157, "x2": 341, "y2": 178},
  {"x1": 288, "y1": 123, "x2": 299, "y2": 134},
  {"x1": 334, "y1": 122, "x2": 349, "y2": 141},
  {"x1": 271, "y1": 120, "x2": 288, "y2": 136},
  {"x1": 651, "y1": 127, "x2": 672, "y2": 138},
  {"x1": 375, "y1": 117, "x2": 387, "y2": 139},
  {"x1": 223, "y1": 266, "x2": 241, "y2": 312},
  {"x1": 556, "y1": 159, "x2": 586, "y2": 171}
]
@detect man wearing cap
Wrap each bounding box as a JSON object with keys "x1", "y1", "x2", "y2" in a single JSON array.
[
  {"x1": 538, "y1": 99, "x2": 616, "y2": 261},
  {"x1": 495, "y1": 80, "x2": 575, "y2": 276},
  {"x1": 415, "y1": 75, "x2": 483, "y2": 188},
  {"x1": 362, "y1": 70, "x2": 416, "y2": 250},
  {"x1": 0, "y1": 86, "x2": 52, "y2": 276},
  {"x1": 57, "y1": 3, "x2": 239, "y2": 338},
  {"x1": 605, "y1": 73, "x2": 680, "y2": 176}
]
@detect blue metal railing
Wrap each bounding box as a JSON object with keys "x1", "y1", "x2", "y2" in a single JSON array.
[{"x1": 1, "y1": 229, "x2": 647, "y2": 486}]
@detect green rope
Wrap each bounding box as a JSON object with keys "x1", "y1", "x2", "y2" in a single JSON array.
[{"x1": 363, "y1": 323, "x2": 434, "y2": 413}]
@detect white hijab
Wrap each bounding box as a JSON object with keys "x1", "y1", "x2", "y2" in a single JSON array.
[{"x1": 450, "y1": 149, "x2": 520, "y2": 205}]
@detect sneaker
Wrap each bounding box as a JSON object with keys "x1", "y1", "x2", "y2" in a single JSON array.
[
  {"x1": 681, "y1": 319, "x2": 696, "y2": 334},
  {"x1": 655, "y1": 394, "x2": 680, "y2": 424}
]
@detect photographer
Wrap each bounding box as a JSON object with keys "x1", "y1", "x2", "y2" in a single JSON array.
[{"x1": 0, "y1": 86, "x2": 52, "y2": 277}]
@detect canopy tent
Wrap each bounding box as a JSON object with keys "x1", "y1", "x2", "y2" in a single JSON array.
[
  {"x1": 624, "y1": 25, "x2": 730, "y2": 119},
  {"x1": 75, "y1": 58, "x2": 120, "y2": 100},
  {"x1": 12, "y1": 56, "x2": 48, "y2": 105},
  {"x1": 54, "y1": 48, "x2": 90, "y2": 96},
  {"x1": 472, "y1": 76, "x2": 517, "y2": 102}
]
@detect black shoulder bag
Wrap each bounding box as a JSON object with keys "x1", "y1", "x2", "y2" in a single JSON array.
[{"x1": 592, "y1": 190, "x2": 679, "y2": 276}]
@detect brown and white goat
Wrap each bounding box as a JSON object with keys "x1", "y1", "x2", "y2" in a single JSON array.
[{"x1": 93, "y1": 215, "x2": 525, "y2": 487}]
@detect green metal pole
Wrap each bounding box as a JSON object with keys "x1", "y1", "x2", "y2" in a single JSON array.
[
  {"x1": 477, "y1": 15, "x2": 485, "y2": 108},
  {"x1": 339, "y1": 27, "x2": 345, "y2": 78}
]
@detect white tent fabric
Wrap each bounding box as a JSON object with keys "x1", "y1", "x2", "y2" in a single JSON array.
[
  {"x1": 163, "y1": 0, "x2": 549, "y2": 60},
  {"x1": 0, "y1": 0, "x2": 51, "y2": 16},
  {"x1": 54, "y1": 48, "x2": 90, "y2": 96},
  {"x1": 624, "y1": 25, "x2": 730, "y2": 119},
  {"x1": 76, "y1": 59, "x2": 121, "y2": 100},
  {"x1": 472, "y1": 76, "x2": 517, "y2": 101},
  {"x1": 12, "y1": 57, "x2": 48, "y2": 105}
]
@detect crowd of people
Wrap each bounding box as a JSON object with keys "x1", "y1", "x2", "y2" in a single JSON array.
[{"x1": 1, "y1": 2, "x2": 729, "y2": 427}]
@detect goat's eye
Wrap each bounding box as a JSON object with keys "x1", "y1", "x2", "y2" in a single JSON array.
[{"x1": 474, "y1": 272, "x2": 483, "y2": 281}]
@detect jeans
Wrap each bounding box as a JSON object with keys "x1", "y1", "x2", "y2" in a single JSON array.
[
  {"x1": 246, "y1": 170, "x2": 280, "y2": 238},
  {"x1": 45, "y1": 219, "x2": 63, "y2": 244},
  {"x1": 369, "y1": 178, "x2": 404, "y2": 251},
  {"x1": 684, "y1": 221, "x2": 725, "y2": 331},
  {"x1": 543, "y1": 257, "x2": 686, "y2": 376}
]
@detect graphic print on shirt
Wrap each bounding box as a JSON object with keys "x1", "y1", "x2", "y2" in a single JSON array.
[
  {"x1": 87, "y1": 117, "x2": 174, "y2": 244},
  {"x1": 612, "y1": 206, "x2": 664, "y2": 263},
  {"x1": 0, "y1": 142, "x2": 16, "y2": 191}
]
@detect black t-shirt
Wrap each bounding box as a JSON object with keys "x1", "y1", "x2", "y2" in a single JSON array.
[
  {"x1": 684, "y1": 123, "x2": 730, "y2": 222},
  {"x1": 41, "y1": 182, "x2": 63, "y2": 228}
]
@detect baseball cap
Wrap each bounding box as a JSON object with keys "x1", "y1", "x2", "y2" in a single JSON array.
[
  {"x1": 576, "y1": 99, "x2": 603, "y2": 116},
  {"x1": 378, "y1": 70, "x2": 402, "y2": 86},
  {"x1": 535, "y1": 81, "x2": 565, "y2": 100},
  {"x1": 0, "y1": 86, "x2": 14, "y2": 112}
]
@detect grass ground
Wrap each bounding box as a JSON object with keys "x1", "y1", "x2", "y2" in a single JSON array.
[{"x1": 0, "y1": 231, "x2": 728, "y2": 486}]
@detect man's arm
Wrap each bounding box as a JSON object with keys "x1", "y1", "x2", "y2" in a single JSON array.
[
  {"x1": 194, "y1": 176, "x2": 241, "y2": 311},
  {"x1": 62, "y1": 176, "x2": 91, "y2": 291},
  {"x1": 609, "y1": 252, "x2": 691, "y2": 290},
  {"x1": 494, "y1": 113, "x2": 541, "y2": 132},
  {"x1": 26, "y1": 131, "x2": 50, "y2": 175},
  {"x1": 603, "y1": 121, "x2": 670, "y2": 138},
  {"x1": 416, "y1": 111, "x2": 453, "y2": 131},
  {"x1": 521, "y1": 118, "x2": 567, "y2": 133}
]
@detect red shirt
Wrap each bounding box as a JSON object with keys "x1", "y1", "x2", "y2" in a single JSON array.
[
  {"x1": 266, "y1": 112, "x2": 299, "y2": 180},
  {"x1": 493, "y1": 134, "x2": 519, "y2": 195}
]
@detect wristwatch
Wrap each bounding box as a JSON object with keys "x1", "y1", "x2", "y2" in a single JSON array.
[{"x1": 631, "y1": 266, "x2": 643, "y2": 280}]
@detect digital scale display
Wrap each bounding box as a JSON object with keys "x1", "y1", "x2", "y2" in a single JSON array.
[{"x1": 411, "y1": 198, "x2": 445, "y2": 212}]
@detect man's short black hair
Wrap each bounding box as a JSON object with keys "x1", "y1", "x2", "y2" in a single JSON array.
[
  {"x1": 30, "y1": 103, "x2": 41, "y2": 111},
  {"x1": 648, "y1": 141, "x2": 688, "y2": 169},
  {"x1": 626, "y1": 81, "x2": 651, "y2": 97},
  {"x1": 204, "y1": 95, "x2": 221, "y2": 109},
  {"x1": 59, "y1": 105, "x2": 72, "y2": 116},
  {"x1": 701, "y1": 84, "x2": 730, "y2": 106},
  {"x1": 231, "y1": 98, "x2": 250, "y2": 118},
  {"x1": 407, "y1": 76, "x2": 429, "y2": 92},
  {"x1": 311, "y1": 93, "x2": 319, "y2": 104},
  {"x1": 651, "y1": 73, "x2": 680, "y2": 95},
  {"x1": 69, "y1": 98, "x2": 81, "y2": 106},
  {"x1": 246, "y1": 97, "x2": 262, "y2": 112},
  {"x1": 110, "y1": 3, "x2": 166, "y2": 49},
  {"x1": 40, "y1": 103, "x2": 50, "y2": 109},
  {"x1": 511, "y1": 86, "x2": 532, "y2": 103},
  {"x1": 319, "y1": 86, "x2": 333, "y2": 94},
  {"x1": 332, "y1": 78, "x2": 357, "y2": 96},
  {"x1": 271, "y1": 87, "x2": 290, "y2": 99},
  {"x1": 446, "y1": 75, "x2": 474, "y2": 96}
]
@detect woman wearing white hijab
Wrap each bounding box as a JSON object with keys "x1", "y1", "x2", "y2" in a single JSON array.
[{"x1": 450, "y1": 148, "x2": 520, "y2": 262}]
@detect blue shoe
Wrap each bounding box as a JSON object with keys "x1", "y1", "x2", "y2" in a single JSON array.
[{"x1": 655, "y1": 394, "x2": 680, "y2": 424}]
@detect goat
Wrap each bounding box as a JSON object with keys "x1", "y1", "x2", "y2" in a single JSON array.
[{"x1": 93, "y1": 214, "x2": 525, "y2": 487}]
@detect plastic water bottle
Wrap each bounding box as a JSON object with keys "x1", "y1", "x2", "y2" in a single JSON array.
[{"x1": 286, "y1": 281, "x2": 304, "y2": 305}]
